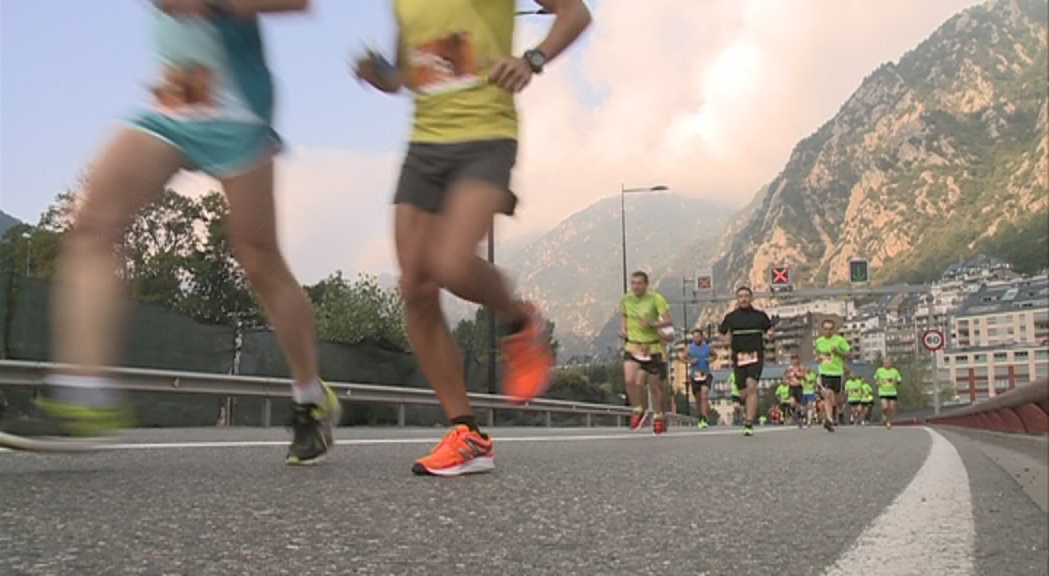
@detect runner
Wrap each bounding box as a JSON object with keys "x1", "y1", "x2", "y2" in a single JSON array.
[
  {"x1": 775, "y1": 381, "x2": 792, "y2": 425},
  {"x1": 874, "y1": 357, "x2": 902, "y2": 429},
  {"x1": 0, "y1": 0, "x2": 343, "y2": 465},
  {"x1": 728, "y1": 371, "x2": 743, "y2": 426},
  {"x1": 717, "y1": 286, "x2": 775, "y2": 437},
  {"x1": 355, "y1": 0, "x2": 591, "y2": 475},
  {"x1": 814, "y1": 319, "x2": 850, "y2": 432},
  {"x1": 619, "y1": 271, "x2": 674, "y2": 435},
  {"x1": 844, "y1": 372, "x2": 864, "y2": 425},
  {"x1": 785, "y1": 354, "x2": 806, "y2": 427},
  {"x1": 801, "y1": 367, "x2": 818, "y2": 427},
  {"x1": 687, "y1": 329, "x2": 714, "y2": 429},
  {"x1": 860, "y1": 377, "x2": 874, "y2": 426}
]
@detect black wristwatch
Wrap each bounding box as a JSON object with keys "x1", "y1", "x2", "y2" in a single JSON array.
[{"x1": 522, "y1": 48, "x2": 547, "y2": 74}]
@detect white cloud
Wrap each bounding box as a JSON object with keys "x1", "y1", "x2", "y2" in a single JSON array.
[
  {"x1": 169, "y1": 148, "x2": 400, "y2": 284},
  {"x1": 177, "y1": 0, "x2": 980, "y2": 281}
]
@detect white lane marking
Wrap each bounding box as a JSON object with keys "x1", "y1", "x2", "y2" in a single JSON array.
[
  {"x1": 823, "y1": 427, "x2": 976, "y2": 576},
  {"x1": 0, "y1": 426, "x2": 794, "y2": 452}
]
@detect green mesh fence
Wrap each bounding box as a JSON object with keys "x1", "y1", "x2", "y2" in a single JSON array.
[
  {"x1": 0, "y1": 268, "x2": 9, "y2": 359},
  {"x1": 0, "y1": 276, "x2": 496, "y2": 427}
]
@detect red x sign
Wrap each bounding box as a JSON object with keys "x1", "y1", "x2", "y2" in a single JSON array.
[
  {"x1": 696, "y1": 276, "x2": 712, "y2": 290},
  {"x1": 771, "y1": 267, "x2": 790, "y2": 285}
]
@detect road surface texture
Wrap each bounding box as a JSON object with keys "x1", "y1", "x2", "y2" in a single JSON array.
[{"x1": 2, "y1": 425, "x2": 1046, "y2": 575}]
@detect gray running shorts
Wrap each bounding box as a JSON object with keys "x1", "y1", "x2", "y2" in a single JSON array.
[{"x1": 393, "y1": 139, "x2": 518, "y2": 215}]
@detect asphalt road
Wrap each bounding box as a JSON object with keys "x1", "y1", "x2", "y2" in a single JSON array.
[{"x1": 1, "y1": 425, "x2": 1046, "y2": 576}]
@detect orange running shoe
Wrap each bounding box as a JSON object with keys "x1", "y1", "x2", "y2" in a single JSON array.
[
  {"x1": 501, "y1": 302, "x2": 554, "y2": 404},
  {"x1": 411, "y1": 425, "x2": 495, "y2": 476}
]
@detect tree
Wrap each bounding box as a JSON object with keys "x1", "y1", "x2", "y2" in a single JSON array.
[
  {"x1": 451, "y1": 309, "x2": 561, "y2": 365},
  {"x1": 548, "y1": 369, "x2": 611, "y2": 404},
  {"x1": 308, "y1": 272, "x2": 409, "y2": 350},
  {"x1": 894, "y1": 353, "x2": 932, "y2": 411},
  {"x1": 118, "y1": 189, "x2": 201, "y2": 306},
  {"x1": 451, "y1": 307, "x2": 489, "y2": 365},
  {"x1": 180, "y1": 192, "x2": 263, "y2": 328}
]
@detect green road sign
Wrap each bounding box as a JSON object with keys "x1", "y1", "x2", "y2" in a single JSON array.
[{"x1": 849, "y1": 259, "x2": 869, "y2": 284}]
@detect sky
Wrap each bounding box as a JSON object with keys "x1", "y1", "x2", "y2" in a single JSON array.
[{"x1": 0, "y1": 0, "x2": 981, "y2": 284}]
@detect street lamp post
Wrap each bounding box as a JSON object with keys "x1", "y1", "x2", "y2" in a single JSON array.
[
  {"x1": 21, "y1": 231, "x2": 31, "y2": 277},
  {"x1": 620, "y1": 184, "x2": 669, "y2": 295}
]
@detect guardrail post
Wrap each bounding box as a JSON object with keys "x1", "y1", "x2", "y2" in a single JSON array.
[
  {"x1": 545, "y1": 411, "x2": 552, "y2": 428},
  {"x1": 397, "y1": 404, "x2": 406, "y2": 427},
  {"x1": 585, "y1": 413, "x2": 592, "y2": 428},
  {"x1": 262, "y1": 398, "x2": 271, "y2": 428},
  {"x1": 486, "y1": 409, "x2": 495, "y2": 427},
  {"x1": 617, "y1": 415, "x2": 624, "y2": 427}
]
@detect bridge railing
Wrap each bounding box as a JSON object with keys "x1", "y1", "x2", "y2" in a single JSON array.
[
  {"x1": 927, "y1": 378, "x2": 1049, "y2": 435},
  {"x1": 0, "y1": 360, "x2": 697, "y2": 428}
]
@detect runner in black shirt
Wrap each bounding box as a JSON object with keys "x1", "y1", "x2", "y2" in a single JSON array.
[{"x1": 717, "y1": 286, "x2": 774, "y2": 436}]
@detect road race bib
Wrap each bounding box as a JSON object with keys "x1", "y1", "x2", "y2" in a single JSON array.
[
  {"x1": 407, "y1": 32, "x2": 483, "y2": 95},
  {"x1": 692, "y1": 371, "x2": 707, "y2": 382},
  {"x1": 737, "y1": 351, "x2": 759, "y2": 366},
  {"x1": 152, "y1": 64, "x2": 216, "y2": 112},
  {"x1": 658, "y1": 325, "x2": 675, "y2": 342},
  {"x1": 820, "y1": 353, "x2": 834, "y2": 364}
]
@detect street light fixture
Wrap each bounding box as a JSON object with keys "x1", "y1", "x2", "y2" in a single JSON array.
[{"x1": 620, "y1": 184, "x2": 669, "y2": 295}]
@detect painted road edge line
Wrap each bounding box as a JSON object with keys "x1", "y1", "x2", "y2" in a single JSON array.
[{"x1": 823, "y1": 426, "x2": 976, "y2": 576}]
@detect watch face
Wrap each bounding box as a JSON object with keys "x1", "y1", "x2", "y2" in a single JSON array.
[{"x1": 527, "y1": 51, "x2": 545, "y2": 69}]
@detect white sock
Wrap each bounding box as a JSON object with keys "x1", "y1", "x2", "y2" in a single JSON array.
[
  {"x1": 291, "y1": 379, "x2": 325, "y2": 405},
  {"x1": 46, "y1": 373, "x2": 119, "y2": 407}
]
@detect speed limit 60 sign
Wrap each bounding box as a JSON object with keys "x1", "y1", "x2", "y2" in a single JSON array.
[{"x1": 921, "y1": 329, "x2": 945, "y2": 352}]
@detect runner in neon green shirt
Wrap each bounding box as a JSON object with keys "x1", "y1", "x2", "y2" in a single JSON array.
[
  {"x1": 801, "y1": 370, "x2": 818, "y2": 427},
  {"x1": 844, "y1": 375, "x2": 864, "y2": 425},
  {"x1": 775, "y1": 382, "x2": 792, "y2": 424},
  {"x1": 874, "y1": 357, "x2": 903, "y2": 429},
  {"x1": 620, "y1": 271, "x2": 673, "y2": 434},
  {"x1": 814, "y1": 318, "x2": 850, "y2": 432},
  {"x1": 860, "y1": 380, "x2": 874, "y2": 426}
]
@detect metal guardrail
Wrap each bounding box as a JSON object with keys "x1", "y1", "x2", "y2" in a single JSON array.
[
  {"x1": 927, "y1": 379, "x2": 1049, "y2": 435},
  {"x1": 0, "y1": 360, "x2": 697, "y2": 428}
]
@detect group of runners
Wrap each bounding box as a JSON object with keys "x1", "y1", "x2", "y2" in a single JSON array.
[
  {"x1": 1, "y1": 0, "x2": 908, "y2": 480},
  {"x1": 622, "y1": 280, "x2": 905, "y2": 436},
  {"x1": 0, "y1": 0, "x2": 593, "y2": 477}
]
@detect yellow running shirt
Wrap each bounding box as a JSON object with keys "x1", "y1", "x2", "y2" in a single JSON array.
[{"x1": 395, "y1": 0, "x2": 518, "y2": 143}]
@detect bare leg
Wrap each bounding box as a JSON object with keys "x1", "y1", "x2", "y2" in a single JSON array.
[
  {"x1": 222, "y1": 159, "x2": 318, "y2": 388},
  {"x1": 395, "y1": 205, "x2": 472, "y2": 421},
  {"x1": 624, "y1": 360, "x2": 644, "y2": 409},
  {"x1": 51, "y1": 128, "x2": 183, "y2": 375},
  {"x1": 429, "y1": 180, "x2": 521, "y2": 324},
  {"x1": 745, "y1": 379, "x2": 759, "y2": 424}
]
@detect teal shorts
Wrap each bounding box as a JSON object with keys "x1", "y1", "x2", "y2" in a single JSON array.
[{"x1": 128, "y1": 112, "x2": 282, "y2": 178}]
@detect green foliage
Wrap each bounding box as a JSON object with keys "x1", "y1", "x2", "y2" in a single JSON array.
[
  {"x1": 893, "y1": 354, "x2": 932, "y2": 412},
  {"x1": 451, "y1": 307, "x2": 561, "y2": 365},
  {"x1": 308, "y1": 272, "x2": 409, "y2": 350},
  {"x1": 547, "y1": 369, "x2": 612, "y2": 404},
  {"x1": 451, "y1": 307, "x2": 491, "y2": 364},
  {"x1": 975, "y1": 212, "x2": 1049, "y2": 275},
  {"x1": 179, "y1": 192, "x2": 262, "y2": 328}
]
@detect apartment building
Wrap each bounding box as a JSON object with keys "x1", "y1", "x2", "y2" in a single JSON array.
[{"x1": 943, "y1": 276, "x2": 1049, "y2": 401}]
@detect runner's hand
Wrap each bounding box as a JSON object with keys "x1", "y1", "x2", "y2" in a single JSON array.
[
  {"x1": 353, "y1": 51, "x2": 399, "y2": 93},
  {"x1": 489, "y1": 57, "x2": 533, "y2": 93}
]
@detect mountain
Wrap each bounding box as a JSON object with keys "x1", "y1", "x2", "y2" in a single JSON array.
[
  {"x1": 707, "y1": 0, "x2": 1048, "y2": 319},
  {"x1": 503, "y1": 193, "x2": 733, "y2": 355},
  {"x1": 0, "y1": 210, "x2": 21, "y2": 236}
]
